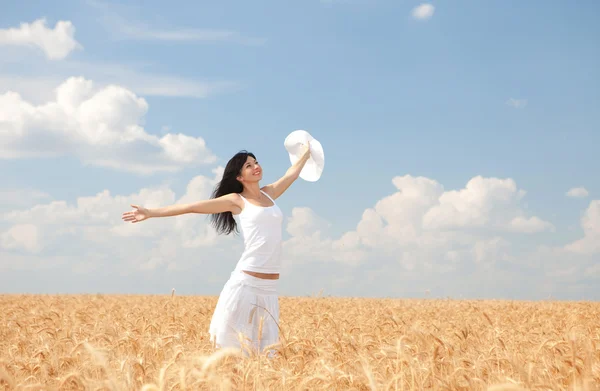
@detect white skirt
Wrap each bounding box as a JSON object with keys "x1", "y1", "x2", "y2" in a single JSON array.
[{"x1": 209, "y1": 269, "x2": 280, "y2": 355}]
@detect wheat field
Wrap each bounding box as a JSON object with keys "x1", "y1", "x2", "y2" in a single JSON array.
[{"x1": 0, "y1": 294, "x2": 598, "y2": 390}]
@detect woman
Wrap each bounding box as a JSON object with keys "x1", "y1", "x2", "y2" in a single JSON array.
[{"x1": 121, "y1": 144, "x2": 311, "y2": 355}]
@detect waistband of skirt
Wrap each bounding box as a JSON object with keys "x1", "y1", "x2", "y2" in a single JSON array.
[{"x1": 229, "y1": 269, "x2": 279, "y2": 290}]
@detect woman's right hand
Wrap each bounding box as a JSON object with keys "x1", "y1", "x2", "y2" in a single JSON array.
[{"x1": 122, "y1": 204, "x2": 151, "y2": 223}]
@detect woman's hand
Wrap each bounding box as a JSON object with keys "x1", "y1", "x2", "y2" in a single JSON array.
[
  {"x1": 259, "y1": 139, "x2": 313, "y2": 200},
  {"x1": 303, "y1": 140, "x2": 311, "y2": 159},
  {"x1": 122, "y1": 204, "x2": 151, "y2": 223}
]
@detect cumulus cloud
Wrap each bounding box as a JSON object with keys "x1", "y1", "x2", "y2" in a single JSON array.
[
  {"x1": 342, "y1": 176, "x2": 540, "y2": 270},
  {"x1": 1, "y1": 169, "x2": 597, "y2": 298},
  {"x1": 0, "y1": 77, "x2": 217, "y2": 174},
  {"x1": 1, "y1": 224, "x2": 41, "y2": 253},
  {"x1": 509, "y1": 216, "x2": 555, "y2": 233},
  {"x1": 411, "y1": 4, "x2": 435, "y2": 20},
  {"x1": 0, "y1": 76, "x2": 66, "y2": 104},
  {"x1": 585, "y1": 263, "x2": 600, "y2": 278},
  {"x1": 471, "y1": 237, "x2": 516, "y2": 272},
  {"x1": 0, "y1": 189, "x2": 50, "y2": 212},
  {"x1": 567, "y1": 187, "x2": 589, "y2": 198},
  {"x1": 564, "y1": 200, "x2": 600, "y2": 255},
  {"x1": 286, "y1": 207, "x2": 331, "y2": 238},
  {"x1": 278, "y1": 175, "x2": 599, "y2": 298},
  {"x1": 281, "y1": 207, "x2": 340, "y2": 272},
  {"x1": 422, "y1": 176, "x2": 553, "y2": 233},
  {"x1": 282, "y1": 175, "x2": 554, "y2": 275},
  {"x1": 0, "y1": 168, "x2": 239, "y2": 274},
  {"x1": 0, "y1": 18, "x2": 82, "y2": 60}
]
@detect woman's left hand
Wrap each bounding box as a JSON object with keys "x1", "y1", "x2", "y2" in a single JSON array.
[{"x1": 303, "y1": 140, "x2": 311, "y2": 157}]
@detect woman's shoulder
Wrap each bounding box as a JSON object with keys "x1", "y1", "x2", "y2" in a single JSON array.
[
  {"x1": 259, "y1": 187, "x2": 277, "y2": 201},
  {"x1": 219, "y1": 192, "x2": 245, "y2": 213}
]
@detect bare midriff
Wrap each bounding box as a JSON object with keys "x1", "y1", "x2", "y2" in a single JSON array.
[{"x1": 242, "y1": 270, "x2": 280, "y2": 280}]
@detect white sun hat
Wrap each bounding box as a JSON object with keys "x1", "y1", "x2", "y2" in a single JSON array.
[{"x1": 284, "y1": 129, "x2": 325, "y2": 182}]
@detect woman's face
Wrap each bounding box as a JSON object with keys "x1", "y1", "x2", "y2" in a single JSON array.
[{"x1": 238, "y1": 155, "x2": 262, "y2": 183}]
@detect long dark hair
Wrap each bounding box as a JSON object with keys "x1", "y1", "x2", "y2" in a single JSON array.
[{"x1": 210, "y1": 150, "x2": 256, "y2": 235}]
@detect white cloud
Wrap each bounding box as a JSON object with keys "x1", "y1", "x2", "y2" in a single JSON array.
[
  {"x1": 506, "y1": 98, "x2": 528, "y2": 109},
  {"x1": 509, "y1": 216, "x2": 555, "y2": 233},
  {"x1": 1, "y1": 224, "x2": 41, "y2": 253},
  {"x1": 282, "y1": 233, "x2": 336, "y2": 272},
  {"x1": 0, "y1": 15, "x2": 241, "y2": 103},
  {"x1": 278, "y1": 175, "x2": 599, "y2": 298},
  {"x1": 119, "y1": 25, "x2": 265, "y2": 46},
  {"x1": 0, "y1": 189, "x2": 50, "y2": 212},
  {"x1": 286, "y1": 207, "x2": 331, "y2": 237},
  {"x1": 4, "y1": 188, "x2": 174, "y2": 228},
  {"x1": 567, "y1": 187, "x2": 589, "y2": 198},
  {"x1": 0, "y1": 18, "x2": 82, "y2": 60},
  {"x1": 0, "y1": 75, "x2": 66, "y2": 103},
  {"x1": 281, "y1": 207, "x2": 339, "y2": 271},
  {"x1": 585, "y1": 263, "x2": 600, "y2": 278},
  {"x1": 1, "y1": 168, "x2": 238, "y2": 274},
  {"x1": 564, "y1": 200, "x2": 600, "y2": 255},
  {"x1": 472, "y1": 237, "x2": 513, "y2": 268},
  {"x1": 331, "y1": 231, "x2": 367, "y2": 265},
  {"x1": 0, "y1": 77, "x2": 217, "y2": 174},
  {"x1": 282, "y1": 175, "x2": 553, "y2": 274},
  {"x1": 1, "y1": 172, "x2": 598, "y2": 298},
  {"x1": 422, "y1": 176, "x2": 553, "y2": 233},
  {"x1": 411, "y1": 4, "x2": 435, "y2": 20}
]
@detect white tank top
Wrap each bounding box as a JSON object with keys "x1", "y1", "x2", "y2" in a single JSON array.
[{"x1": 233, "y1": 190, "x2": 283, "y2": 274}]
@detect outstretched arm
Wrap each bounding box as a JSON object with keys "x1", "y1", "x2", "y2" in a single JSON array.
[
  {"x1": 122, "y1": 193, "x2": 242, "y2": 223},
  {"x1": 262, "y1": 143, "x2": 311, "y2": 200}
]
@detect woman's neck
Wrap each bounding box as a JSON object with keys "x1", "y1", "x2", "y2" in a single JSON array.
[{"x1": 242, "y1": 182, "x2": 262, "y2": 198}]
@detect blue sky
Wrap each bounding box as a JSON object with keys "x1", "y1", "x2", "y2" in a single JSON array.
[{"x1": 1, "y1": 0, "x2": 598, "y2": 300}]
